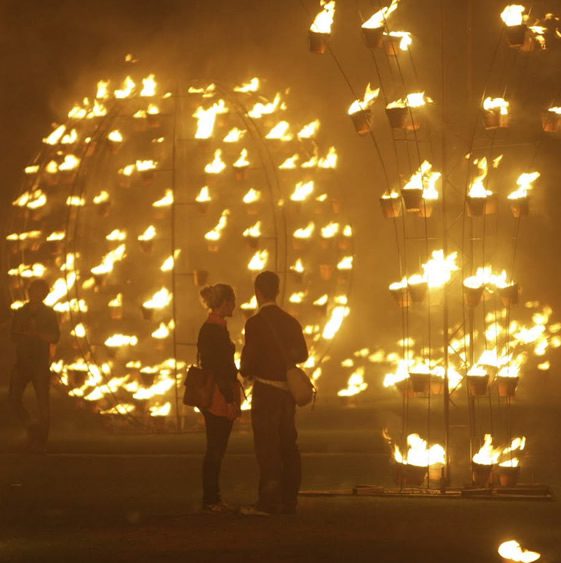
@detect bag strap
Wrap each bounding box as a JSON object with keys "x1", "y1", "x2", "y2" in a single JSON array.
[{"x1": 260, "y1": 312, "x2": 293, "y2": 368}]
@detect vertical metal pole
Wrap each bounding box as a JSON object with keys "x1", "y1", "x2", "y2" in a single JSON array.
[
  {"x1": 171, "y1": 86, "x2": 181, "y2": 432},
  {"x1": 440, "y1": 0, "x2": 451, "y2": 489}
]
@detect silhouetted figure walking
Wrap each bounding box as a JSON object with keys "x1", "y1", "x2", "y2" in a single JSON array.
[
  {"x1": 198, "y1": 284, "x2": 241, "y2": 513},
  {"x1": 240, "y1": 271, "x2": 308, "y2": 515},
  {"x1": 10, "y1": 279, "x2": 60, "y2": 453}
]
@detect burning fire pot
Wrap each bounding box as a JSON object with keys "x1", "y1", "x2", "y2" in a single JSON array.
[
  {"x1": 472, "y1": 462, "x2": 493, "y2": 487},
  {"x1": 193, "y1": 270, "x2": 209, "y2": 287},
  {"x1": 350, "y1": 109, "x2": 372, "y2": 135},
  {"x1": 362, "y1": 27, "x2": 384, "y2": 49},
  {"x1": 379, "y1": 195, "x2": 402, "y2": 219},
  {"x1": 400, "y1": 188, "x2": 424, "y2": 212},
  {"x1": 309, "y1": 31, "x2": 330, "y2": 54},
  {"x1": 497, "y1": 376, "x2": 519, "y2": 398},
  {"x1": 494, "y1": 465, "x2": 520, "y2": 487},
  {"x1": 505, "y1": 25, "x2": 534, "y2": 51},
  {"x1": 464, "y1": 284, "x2": 484, "y2": 308},
  {"x1": 467, "y1": 372, "x2": 490, "y2": 396},
  {"x1": 509, "y1": 196, "x2": 529, "y2": 218},
  {"x1": 386, "y1": 107, "x2": 419, "y2": 131},
  {"x1": 393, "y1": 463, "x2": 427, "y2": 488},
  {"x1": 466, "y1": 194, "x2": 497, "y2": 217},
  {"x1": 409, "y1": 372, "x2": 431, "y2": 394},
  {"x1": 498, "y1": 283, "x2": 519, "y2": 307},
  {"x1": 542, "y1": 110, "x2": 561, "y2": 133},
  {"x1": 483, "y1": 109, "x2": 510, "y2": 129}
]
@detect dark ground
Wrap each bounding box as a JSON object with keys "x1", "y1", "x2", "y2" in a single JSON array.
[{"x1": 1, "y1": 385, "x2": 560, "y2": 563}]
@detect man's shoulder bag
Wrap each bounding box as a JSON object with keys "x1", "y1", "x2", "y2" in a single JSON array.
[{"x1": 183, "y1": 358, "x2": 214, "y2": 409}]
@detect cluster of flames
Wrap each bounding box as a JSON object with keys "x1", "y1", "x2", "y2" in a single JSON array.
[{"x1": 8, "y1": 67, "x2": 353, "y2": 420}]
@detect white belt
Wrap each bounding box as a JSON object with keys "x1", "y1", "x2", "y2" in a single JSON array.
[{"x1": 254, "y1": 377, "x2": 289, "y2": 392}]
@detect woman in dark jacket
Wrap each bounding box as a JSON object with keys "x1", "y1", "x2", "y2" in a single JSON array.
[{"x1": 198, "y1": 283, "x2": 240, "y2": 513}]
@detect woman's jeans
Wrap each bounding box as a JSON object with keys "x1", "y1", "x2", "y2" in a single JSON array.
[{"x1": 202, "y1": 410, "x2": 233, "y2": 505}]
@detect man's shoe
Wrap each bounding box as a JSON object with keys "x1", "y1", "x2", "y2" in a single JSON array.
[
  {"x1": 201, "y1": 502, "x2": 236, "y2": 514},
  {"x1": 239, "y1": 505, "x2": 271, "y2": 517}
]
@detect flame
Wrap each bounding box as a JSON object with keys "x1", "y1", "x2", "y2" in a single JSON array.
[
  {"x1": 290, "y1": 258, "x2": 305, "y2": 274},
  {"x1": 242, "y1": 188, "x2": 261, "y2": 204},
  {"x1": 297, "y1": 120, "x2": 321, "y2": 139},
  {"x1": 90, "y1": 244, "x2": 127, "y2": 276},
  {"x1": 338, "y1": 367, "x2": 368, "y2": 397},
  {"x1": 279, "y1": 154, "x2": 300, "y2": 169},
  {"x1": 319, "y1": 147, "x2": 338, "y2": 168},
  {"x1": 293, "y1": 222, "x2": 315, "y2": 239},
  {"x1": 193, "y1": 100, "x2": 228, "y2": 139},
  {"x1": 472, "y1": 434, "x2": 501, "y2": 465},
  {"x1": 348, "y1": 83, "x2": 380, "y2": 115},
  {"x1": 241, "y1": 295, "x2": 258, "y2": 312},
  {"x1": 243, "y1": 221, "x2": 262, "y2": 238},
  {"x1": 8, "y1": 263, "x2": 47, "y2": 278},
  {"x1": 393, "y1": 433, "x2": 445, "y2": 467},
  {"x1": 310, "y1": 0, "x2": 336, "y2": 34},
  {"x1": 500, "y1": 5, "x2": 525, "y2": 27},
  {"x1": 547, "y1": 106, "x2": 561, "y2": 115},
  {"x1": 149, "y1": 402, "x2": 172, "y2": 417},
  {"x1": 66, "y1": 196, "x2": 85, "y2": 207},
  {"x1": 160, "y1": 250, "x2": 181, "y2": 272},
  {"x1": 93, "y1": 191, "x2": 110, "y2": 205},
  {"x1": 223, "y1": 127, "x2": 246, "y2": 143},
  {"x1": 234, "y1": 148, "x2": 250, "y2": 168},
  {"x1": 104, "y1": 333, "x2": 138, "y2": 347},
  {"x1": 96, "y1": 80, "x2": 110, "y2": 99},
  {"x1": 322, "y1": 305, "x2": 350, "y2": 339},
  {"x1": 248, "y1": 250, "x2": 269, "y2": 271},
  {"x1": 152, "y1": 321, "x2": 174, "y2": 339},
  {"x1": 204, "y1": 149, "x2": 227, "y2": 174},
  {"x1": 153, "y1": 189, "x2": 174, "y2": 207},
  {"x1": 43, "y1": 124, "x2": 66, "y2": 145},
  {"x1": 362, "y1": 0, "x2": 399, "y2": 29},
  {"x1": 24, "y1": 164, "x2": 40, "y2": 175},
  {"x1": 138, "y1": 225, "x2": 156, "y2": 241},
  {"x1": 498, "y1": 436, "x2": 526, "y2": 467},
  {"x1": 6, "y1": 230, "x2": 42, "y2": 241},
  {"x1": 136, "y1": 159, "x2": 157, "y2": 172},
  {"x1": 314, "y1": 294, "x2": 328, "y2": 306},
  {"x1": 234, "y1": 77, "x2": 260, "y2": 93},
  {"x1": 140, "y1": 74, "x2": 157, "y2": 97},
  {"x1": 403, "y1": 160, "x2": 441, "y2": 200},
  {"x1": 114, "y1": 76, "x2": 136, "y2": 99},
  {"x1": 248, "y1": 94, "x2": 285, "y2": 118},
  {"x1": 143, "y1": 287, "x2": 172, "y2": 310},
  {"x1": 384, "y1": 31, "x2": 413, "y2": 51},
  {"x1": 46, "y1": 231, "x2": 65, "y2": 241},
  {"x1": 196, "y1": 186, "x2": 211, "y2": 203},
  {"x1": 422, "y1": 250, "x2": 459, "y2": 288},
  {"x1": 387, "y1": 92, "x2": 433, "y2": 109},
  {"x1": 266, "y1": 121, "x2": 293, "y2": 141},
  {"x1": 188, "y1": 83, "x2": 216, "y2": 96},
  {"x1": 382, "y1": 190, "x2": 400, "y2": 200},
  {"x1": 508, "y1": 171, "x2": 540, "y2": 200},
  {"x1": 61, "y1": 129, "x2": 78, "y2": 144},
  {"x1": 337, "y1": 256, "x2": 353, "y2": 270},
  {"x1": 13, "y1": 190, "x2": 47, "y2": 209},
  {"x1": 290, "y1": 180, "x2": 315, "y2": 202},
  {"x1": 108, "y1": 293, "x2": 123, "y2": 308},
  {"x1": 106, "y1": 229, "x2": 127, "y2": 241},
  {"x1": 321, "y1": 222, "x2": 340, "y2": 238},
  {"x1": 289, "y1": 291, "x2": 306, "y2": 304},
  {"x1": 58, "y1": 154, "x2": 81, "y2": 171},
  {"x1": 483, "y1": 97, "x2": 509, "y2": 115},
  {"x1": 205, "y1": 209, "x2": 230, "y2": 241},
  {"x1": 498, "y1": 540, "x2": 540, "y2": 563},
  {"x1": 107, "y1": 130, "x2": 124, "y2": 143},
  {"x1": 71, "y1": 323, "x2": 87, "y2": 338},
  {"x1": 468, "y1": 157, "x2": 494, "y2": 197}
]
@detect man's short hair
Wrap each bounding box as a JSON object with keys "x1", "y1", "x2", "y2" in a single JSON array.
[
  {"x1": 254, "y1": 271, "x2": 279, "y2": 300},
  {"x1": 28, "y1": 279, "x2": 50, "y2": 299}
]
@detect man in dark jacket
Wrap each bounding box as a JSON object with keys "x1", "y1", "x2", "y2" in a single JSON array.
[
  {"x1": 240, "y1": 271, "x2": 308, "y2": 515},
  {"x1": 10, "y1": 279, "x2": 60, "y2": 452}
]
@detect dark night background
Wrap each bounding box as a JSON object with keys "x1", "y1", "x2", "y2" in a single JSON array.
[{"x1": 0, "y1": 0, "x2": 560, "y2": 386}]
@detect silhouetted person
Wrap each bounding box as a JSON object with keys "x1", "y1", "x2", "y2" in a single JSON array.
[
  {"x1": 240, "y1": 271, "x2": 308, "y2": 515},
  {"x1": 10, "y1": 279, "x2": 60, "y2": 453},
  {"x1": 198, "y1": 284, "x2": 241, "y2": 513}
]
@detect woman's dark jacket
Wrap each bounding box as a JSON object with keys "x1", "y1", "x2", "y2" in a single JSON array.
[{"x1": 197, "y1": 322, "x2": 238, "y2": 403}]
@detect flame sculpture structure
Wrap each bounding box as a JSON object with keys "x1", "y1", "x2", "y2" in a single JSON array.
[
  {"x1": 307, "y1": 0, "x2": 561, "y2": 488},
  {"x1": 5, "y1": 69, "x2": 353, "y2": 428}
]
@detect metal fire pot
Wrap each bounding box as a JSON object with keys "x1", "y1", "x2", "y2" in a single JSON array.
[{"x1": 308, "y1": 31, "x2": 330, "y2": 54}]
